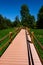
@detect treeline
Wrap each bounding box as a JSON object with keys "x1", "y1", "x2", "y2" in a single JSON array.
[
  {"x1": 0, "y1": 15, "x2": 12, "y2": 29},
  {"x1": 0, "y1": 4, "x2": 43, "y2": 29}
]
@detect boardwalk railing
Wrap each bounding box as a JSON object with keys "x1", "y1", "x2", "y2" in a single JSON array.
[
  {"x1": 31, "y1": 32, "x2": 43, "y2": 50},
  {"x1": 25, "y1": 30, "x2": 34, "y2": 65},
  {"x1": 0, "y1": 34, "x2": 9, "y2": 43},
  {"x1": 26, "y1": 27, "x2": 43, "y2": 64},
  {"x1": 31, "y1": 32, "x2": 43, "y2": 64},
  {"x1": 0, "y1": 27, "x2": 21, "y2": 57}
]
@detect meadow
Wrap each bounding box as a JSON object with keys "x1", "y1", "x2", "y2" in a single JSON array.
[
  {"x1": 31, "y1": 29, "x2": 43, "y2": 45},
  {"x1": 0, "y1": 28, "x2": 16, "y2": 38}
]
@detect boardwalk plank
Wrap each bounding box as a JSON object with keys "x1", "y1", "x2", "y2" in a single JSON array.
[
  {"x1": 27, "y1": 33, "x2": 42, "y2": 65},
  {"x1": 0, "y1": 29, "x2": 28, "y2": 65}
]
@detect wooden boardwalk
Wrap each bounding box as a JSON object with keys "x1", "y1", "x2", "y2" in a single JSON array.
[
  {"x1": 27, "y1": 32, "x2": 42, "y2": 65},
  {"x1": 0, "y1": 29, "x2": 29, "y2": 65},
  {"x1": 0, "y1": 29, "x2": 42, "y2": 65}
]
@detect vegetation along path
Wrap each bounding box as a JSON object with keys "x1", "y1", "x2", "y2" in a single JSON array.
[{"x1": 0, "y1": 29, "x2": 42, "y2": 65}]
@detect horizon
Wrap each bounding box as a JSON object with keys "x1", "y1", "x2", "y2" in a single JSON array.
[{"x1": 0, "y1": 0, "x2": 43, "y2": 21}]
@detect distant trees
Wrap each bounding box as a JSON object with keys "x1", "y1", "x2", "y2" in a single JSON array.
[
  {"x1": 36, "y1": 6, "x2": 43, "y2": 29},
  {"x1": 20, "y1": 5, "x2": 43, "y2": 29},
  {"x1": 1, "y1": 4, "x2": 43, "y2": 29},
  {"x1": 13, "y1": 16, "x2": 21, "y2": 27},
  {"x1": 27, "y1": 15, "x2": 35, "y2": 28},
  {"x1": 5, "y1": 18, "x2": 12, "y2": 27},
  {"x1": 0, "y1": 15, "x2": 3, "y2": 29},
  {"x1": 0, "y1": 14, "x2": 12, "y2": 29},
  {"x1": 20, "y1": 4, "x2": 35, "y2": 28},
  {"x1": 20, "y1": 4, "x2": 29, "y2": 27},
  {"x1": 0, "y1": 4, "x2": 35, "y2": 29}
]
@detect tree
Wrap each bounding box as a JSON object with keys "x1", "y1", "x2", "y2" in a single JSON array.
[
  {"x1": 13, "y1": 16, "x2": 21, "y2": 27},
  {"x1": 20, "y1": 4, "x2": 29, "y2": 26},
  {"x1": 5, "y1": 18, "x2": 12, "y2": 28},
  {"x1": 20, "y1": 4, "x2": 35, "y2": 28},
  {"x1": 0, "y1": 14, "x2": 6, "y2": 29},
  {"x1": 37, "y1": 6, "x2": 43, "y2": 29},
  {"x1": 0, "y1": 14, "x2": 12, "y2": 29},
  {"x1": 27, "y1": 15, "x2": 35, "y2": 28}
]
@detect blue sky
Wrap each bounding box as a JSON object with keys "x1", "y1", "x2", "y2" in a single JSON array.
[{"x1": 0, "y1": 0, "x2": 43, "y2": 21}]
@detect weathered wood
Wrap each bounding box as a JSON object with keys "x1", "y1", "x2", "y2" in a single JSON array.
[
  {"x1": 31, "y1": 32, "x2": 43, "y2": 64},
  {"x1": 9, "y1": 32, "x2": 12, "y2": 43},
  {"x1": 31, "y1": 32, "x2": 34, "y2": 44},
  {"x1": 26, "y1": 30, "x2": 42, "y2": 65},
  {"x1": 34, "y1": 42, "x2": 43, "y2": 64},
  {"x1": 30, "y1": 43, "x2": 42, "y2": 65}
]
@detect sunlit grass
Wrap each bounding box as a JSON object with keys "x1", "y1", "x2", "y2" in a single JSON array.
[
  {"x1": 30, "y1": 29, "x2": 43, "y2": 59},
  {"x1": 30, "y1": 29, "x2": 43, "y2": 45},
  {"x1": 0, "y1": 28, "x2": 19, "y2": 56}
]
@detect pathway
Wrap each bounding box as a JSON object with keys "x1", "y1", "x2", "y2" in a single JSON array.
[
  {"x1": 26, "y1": 30, "x2": 42, "y2": 65},
  {"x1": 0, "y1": 29, "x2": 42, "y2": 65},
  {"x1": 0, "y1": 29, "x2": 29, "y2": 65}
]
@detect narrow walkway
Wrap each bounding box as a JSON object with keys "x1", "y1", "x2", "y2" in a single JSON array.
[
  {"x1": 0, "y1": 29, "x2": 42, "y2": 65},
  {"x1": 27, "y1": 31, "x2": 42, "y2": 65},
  {"x1": 0, "y1": 29, "x2": 29, "y2": 65}
]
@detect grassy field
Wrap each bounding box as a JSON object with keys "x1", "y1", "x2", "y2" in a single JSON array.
[
  {"x1": 30, "y1": 29, "x2": 43, "y2": 59},
  {"x1": 30, "y1": 29, "x2": 43, "y2": 45},
  {"x1": 0, "y1": 28, "x2": 20, "y2": 56},
  {"x1": 0, "y1": 28, "x2": 16, "y2": 47},
  {"x1": 0, "y1": 28, "x2": 16, "y2": 39}
]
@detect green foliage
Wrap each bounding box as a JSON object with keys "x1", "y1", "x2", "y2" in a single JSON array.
[
  {"x1": 0, "y1": 28, "x2": 15, "y2": 39},
  {"x1": 0, "y1": 14, "x2": 12, "y2": 29},
  {"x1": 0, "y1": 28, "x2": 19, "y2": 56},
  {"x1": 0, "y1": 4, "x2": 36, "y2": 29},
  {"x1": 20, "y1": 4, "x2": 29, "y2": 19},
  {"x1": 37, "y1": 6, "x2": 43, "y2": 29},
  {"x1": 31, "y1": 29, "x2": 43, "y2": 45},
  {"x1": 13, "y1": 16, "x2": 21, "y2": 27},
  {"x1": 20, "y1": 4, "x2": 29, "y2": 26},
  {"x1": 20, "y1": 4, "x2": 35, "y2": 28},
  {"x1": 34, "y1": 39, "x2": 43, "y2": 59},
  {"x1": 28, "y1": 15, "x2": 35, "y2": 28}
]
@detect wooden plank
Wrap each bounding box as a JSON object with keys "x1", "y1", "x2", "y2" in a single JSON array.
[
  {"x1": 27, "y1": 33, "x2": 42, "y2": 65},
  {"x1": 30, "y1": 43, "x2": 42, "y2": 65},
  {"x1": 0, "y1": 29, "x2": 29, "y2": 65}
]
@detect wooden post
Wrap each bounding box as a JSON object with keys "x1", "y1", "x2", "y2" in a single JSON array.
[
  {"x1": 26, "y1": 27, "x2": 30, "y2": 35},
  {"x1": 28, "y1": 28, "x2": 30, "y2": 34},
  {"x1": 31, "y1": 32, "x2": 34, "y2": 43},
  {"x1": 9, "y1": 32, "x2": 12, "y2": 43}
]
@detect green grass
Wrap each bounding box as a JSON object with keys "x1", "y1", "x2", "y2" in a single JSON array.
[
  {"x1": 34, "y1": 39, "x2": 43, "y2": 59},
  {"x1": 0, "y1": 36, "x2": 9, "y2": 47},
  {"x1": 30, "y1": 29, "x2": 43, "y2": 59},
  {"x1": 30, "y1": 29, "x2": 43, "y2": 45},
  {"x1": 0, "y1": 28, "x2": 16, "y2": 39},
  {"x1": 0, "y1": 28, "x2": 20, "y2": 56}
]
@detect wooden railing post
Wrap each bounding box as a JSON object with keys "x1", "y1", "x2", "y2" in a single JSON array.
[
  {"x1": 9, "y1": 32, "x2": 12, "y2": 43},
  {"x1": 26, "y1": 27, "x2": 30, "y2": 33},
  {"x1": 31, "y1": 32, "x2": 34, "y2": 43},
  {"x1": 28, "y1": 28, "x2": 30, "y2": 34}
]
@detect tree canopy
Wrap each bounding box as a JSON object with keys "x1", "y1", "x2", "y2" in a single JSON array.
[
  {"x1": 37, "y1": 6, "x2": 43, "y2": 29},
  {"x1": 0, "y1": 14, "x2": 12, "y2": 29},
  {"x1": 1, "y1": 4, "x2": 42, "y2": 29},
  {"x1": 13, "y1": 16, "x2": 21, "y2": 27},
  {"x1": 20, "y1": 4, "x2": 35, "y2": 28}
]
